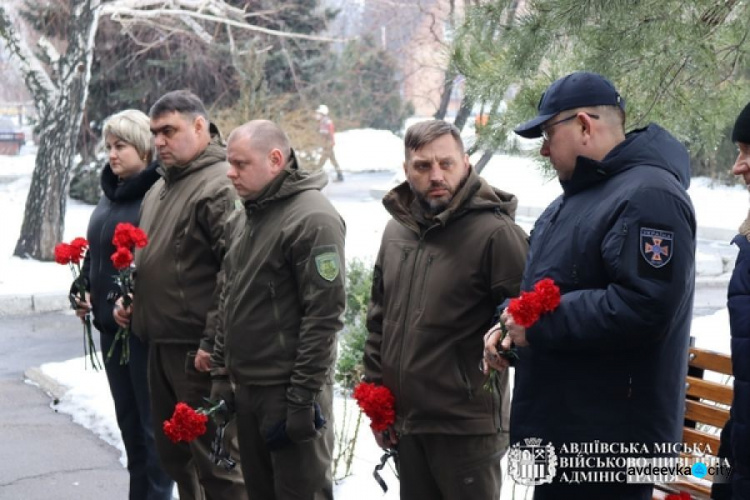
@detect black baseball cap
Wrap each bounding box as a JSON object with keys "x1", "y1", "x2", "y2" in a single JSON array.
[
  {"x1": 732, "y1": 101, "x2": 750, "y2": 144},
  {"x1": 514, "y1": 72, "x2": 626, "y2": 139}
]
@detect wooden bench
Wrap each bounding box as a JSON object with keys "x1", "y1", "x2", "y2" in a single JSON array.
[{"x1": 654, "y1": 346, "x2": 733, "y2": 499}]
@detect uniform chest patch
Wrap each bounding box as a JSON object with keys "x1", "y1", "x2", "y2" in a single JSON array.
[
  {"x1": 640, "y1": 227, "x2": 673, "y2": 268},
  {"x1": 315, "y1": 251, "x2": 341, "y2": 282}
]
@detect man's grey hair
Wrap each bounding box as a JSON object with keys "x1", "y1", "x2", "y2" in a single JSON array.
[
  {"x1": 149, "y1": 89, "x2": 209, "y2": 121},
  {"x1": 101, "y1": 109, "x2": 153, "y2": 162},
  {"x1": 404, "y1": 120, "x2": 464, "y2": 159}
]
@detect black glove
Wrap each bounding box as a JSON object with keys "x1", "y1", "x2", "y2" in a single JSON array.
[
  {"x1": 209, "y1": 376, "x2": 234, "y2": 424},
  {"x1": 265, "y1": 387, "x2": 326, "y2": 450},
  {"x1": 286, "y1": 401, "x2": 321, "y2": 443}
]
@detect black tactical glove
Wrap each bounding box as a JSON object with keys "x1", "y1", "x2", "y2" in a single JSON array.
[{"x1": 284, "y1": 386, "x2": 326, "y2": 444}]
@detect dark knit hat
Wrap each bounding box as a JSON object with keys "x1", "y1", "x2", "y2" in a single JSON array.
[{"x1": 732, "y1": 101, "x2": 750, "y2": 144}]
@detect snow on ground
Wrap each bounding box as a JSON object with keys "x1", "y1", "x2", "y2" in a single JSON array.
[
  {"x1": 334, "y1": 128, "x2": 405, "y2": 173},
  {"x1": 1, "y1": 128, "x2": 745, "y2": 498}
]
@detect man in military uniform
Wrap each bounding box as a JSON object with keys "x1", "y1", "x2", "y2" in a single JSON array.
[
  {"x1": 114, "y1": 90, "x2": 247, "y2": 500},
  {"x1": 211, "y1": 120, "x2": 345, "y2": 499}
]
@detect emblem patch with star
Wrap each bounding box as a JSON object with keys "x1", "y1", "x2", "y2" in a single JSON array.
[{"x1": 638, "y1": 226, "x2": 674, "y2": 281}]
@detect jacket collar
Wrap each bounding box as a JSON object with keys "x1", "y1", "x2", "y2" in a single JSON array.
[
  {"x1": 243, "y1": 150, "x2": 328, "y2": 214},
  {"x1": 101, "y1": 160, "x2": 160, "y2": 202},
  {"x1": 383, "y1": 167, "x2": 519, "y2": 234}
]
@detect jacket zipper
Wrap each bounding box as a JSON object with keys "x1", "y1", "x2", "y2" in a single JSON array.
[
  {"x1": 397, "y1": 227, "x2": 435, "y2": 432},
  {"x1": 528, "y1": 200, "x2": 564, "y2": 284},
  {"x1": 269, "y1": 281, "x2": 285, "y2": 351}
]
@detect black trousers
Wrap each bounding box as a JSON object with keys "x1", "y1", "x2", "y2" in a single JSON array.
[{"x1": 101, "y1": 331, "x2": 173, "y2": 500}]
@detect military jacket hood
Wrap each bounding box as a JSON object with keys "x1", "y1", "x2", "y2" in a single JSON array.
[
  {"x1": 562, "y1": 123, "x2": 691, "y2": 196},
  {"x1": 243, "y1": 151, "x2": 328, "y2": 213},
  {"x1": 383, "y1": 167, "x2": 519, "y2": 234}
]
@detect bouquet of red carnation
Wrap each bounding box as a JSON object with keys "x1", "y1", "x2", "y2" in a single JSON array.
[
  {"x1": 163, "y1": 402, "x2": 211, "y2": 443},
  {"x1": 55, "y1": 237, "x2": 101, "y2": 370},
  {"x1": 353, "y1": 382, "x2": 396, "y2": 432},
  {"x1": 107, "y1": 223, "x2": 148, "y2": 365},
  {"x1": 484, "y1": 278, "x2": 560, "y2": 391},
  {"x1": 163, "y1": 400, "x2": 237, "y2": 470}
]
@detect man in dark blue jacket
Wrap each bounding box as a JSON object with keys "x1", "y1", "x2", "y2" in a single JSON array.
[
  {"x1": 713, "y1": 101, "x2": 750, "y2": 500},
  {"x1": 484, "y1": 72, "x2": 696, "y2": 499}
]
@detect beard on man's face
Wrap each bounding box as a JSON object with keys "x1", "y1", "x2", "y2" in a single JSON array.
[{"x1": 409, "y1": 170, "x2": 469, "y2": 216}]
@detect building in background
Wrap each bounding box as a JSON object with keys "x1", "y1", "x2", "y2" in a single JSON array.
[{"x1": 324, "y1": 0, "x2": 465, "y2": 118}]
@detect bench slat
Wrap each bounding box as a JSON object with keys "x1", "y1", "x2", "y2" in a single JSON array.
[
  {"x1": 686, "y1": 376, "x2": 733, "y2": 405},
  {"x1": 685, "y1": 399, "x2": 730, "y2": 428},
  {"x1": 682, "y1": 427, "x2": 720, "y2": 455},
  {"x1": 688, "y1": 347, "x2": 733, "y2": 375}
]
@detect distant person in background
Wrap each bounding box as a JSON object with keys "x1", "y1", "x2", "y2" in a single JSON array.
[
  {"x1": 315, "y1": 104, "x2": 344, "y2": 182},
  {"x1": 712, "y1": 101, "x2": 750, "y2": 500},
  {"x1": 73, "y1": 109, "x2": 173, "y2": 500}
]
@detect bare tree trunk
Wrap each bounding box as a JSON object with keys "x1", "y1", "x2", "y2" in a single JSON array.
[
  {"x1": 1, "y1": 0, "x2": 100, "y2": 260},
  {"x1": 474, "y1": 148, "x2": 494, "y2": 174},
  {"x1": 14, "y1": 95, "x2": 83, "y2": 258},
  {"x1": 434, "y1": 70, "x2": 455, "y2": 120},
  {"x1": 453, "y1": 96, "x2": 474, "y2": 131}
]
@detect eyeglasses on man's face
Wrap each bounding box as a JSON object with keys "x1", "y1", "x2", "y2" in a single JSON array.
[{"x1": 540, "y1": 113, "x2": 600, "y2": 142}]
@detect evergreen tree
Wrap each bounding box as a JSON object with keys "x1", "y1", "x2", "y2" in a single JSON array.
[{"x1": 452, "y1": 0, "x2": 750, "y2": 175}]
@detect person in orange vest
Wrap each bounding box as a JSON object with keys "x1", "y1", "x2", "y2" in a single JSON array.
[{"x1": 315, "y1": 104, "x2": 343, "y2": 182}]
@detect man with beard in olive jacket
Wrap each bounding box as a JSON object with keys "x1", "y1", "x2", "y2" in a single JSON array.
[
  {"x1": 363, "y1": 119, "x2": 529, "y2": 499},
  {"x1": 114, "y1": 90, "x2": 246, "y2": 500},
  {"x1": 210, "y1": 120, "x2": 345, "y2": 499}
]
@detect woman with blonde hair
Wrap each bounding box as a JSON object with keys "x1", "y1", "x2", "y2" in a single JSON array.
[{"x1": 73, "y1": 109, "x2": 172, "y2": 499}]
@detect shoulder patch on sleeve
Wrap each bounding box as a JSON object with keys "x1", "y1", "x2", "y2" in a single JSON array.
[
  {"x1": 638, "y1": 226, "x2": 674, "y2": 280},
  {"x1": 314, "y1": 248, "x2": 341, "y2": 282}
]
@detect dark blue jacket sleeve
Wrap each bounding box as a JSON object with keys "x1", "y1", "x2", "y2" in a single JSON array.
[
  {"x1": 728, "y1": 235, "x2": 750, "y2": 496},
  {"x1": 527, "y1": 186, "x2": 695, "y2": 352}
]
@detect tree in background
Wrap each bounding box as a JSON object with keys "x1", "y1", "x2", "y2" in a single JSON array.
[
  {"x1": 0, "y1": 0, "x2": 101, "y2": 260},
  {"x1": 0, "y1": 0, "x2": 337, "y2": 260},
  {"x1": 451, "y1": 0, "x2": 750, "y2": 177},
  {"x1": 325, "y1": 36, "x2": 413, "y2": 132}
]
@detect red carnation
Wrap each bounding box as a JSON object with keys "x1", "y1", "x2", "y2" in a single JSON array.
[
  {"x1": 66, "y1": 238, "x2": 88, "y2": 264},
  {"x1": 533, "y1": 278, "x2": 561, "y2": 313},
  {"x1": 54, "y1": 237, "x2": 100, "y2": 369},
  {"x1": 507, "y1": 291, "x2": 541, "y2": 328},
  {"x1": 111, "y1": 247, "x2": 133, "y2": 270},
  {"x1": 54, "y1": 243, "x2": 72, "y2": 264},
  {"x1": 353, "y1": 382, "x2": 396, "y2": 432},
  {"x1": 112, "y1": 223, "x2": 148, "y2": 249},
  {"x1": 163, "y1": 402, "x2": 209, "y2": 443}
]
